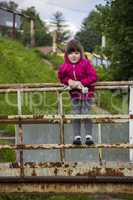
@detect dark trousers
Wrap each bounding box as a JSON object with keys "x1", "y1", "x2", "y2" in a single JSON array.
[{"x1": 72, "y1": 99, "x2": 92, "y2": 137}]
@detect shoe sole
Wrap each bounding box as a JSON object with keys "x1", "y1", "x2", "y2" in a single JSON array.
[
  {"x1": 85, "y1": 141, "x2": 94, "y2": 145},
  {"x1": 73, "y1": 141, "x2": 82, "y2": 145}
]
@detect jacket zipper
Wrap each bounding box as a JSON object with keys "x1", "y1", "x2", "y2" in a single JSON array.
[{"x1": 73, "y1": 64, "x2": 77, "y2": 80}]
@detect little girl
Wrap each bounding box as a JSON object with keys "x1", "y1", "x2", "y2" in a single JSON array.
[{"x1": 58, "y1": 39, "x2": 97, "y2": 145}]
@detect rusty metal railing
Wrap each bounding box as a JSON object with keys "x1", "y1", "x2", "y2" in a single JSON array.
[
  {"x1": 0, "y1": 82, "x2": 133, "y2": 160},
  {"x1": 0, "y1": 81, "x2": 133, "y2": 194}
]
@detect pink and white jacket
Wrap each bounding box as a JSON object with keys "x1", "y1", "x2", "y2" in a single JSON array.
[{"x1": 58, "y1": 53, "x2": 97, "y2": 100}]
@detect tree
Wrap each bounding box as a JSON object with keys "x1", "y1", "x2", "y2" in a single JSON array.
[
  {"x1": 75, "y1": 28, "x2": 101, "y2": 52},
  {"x1": 75, "y1": 10, "x2": 102, "y2": 52},
  {"x1": 50, "y1": 11, "x2": 71, "y2": 46},
  {"x1": 21, "y1": 6, "x2": 52, "y2": 46},
  {"x1": 76, "y1": 0, "x2": 133, "y2": 80},
  {"x1": 99, "y1": 0, "x2": 133, "y2": 80}
]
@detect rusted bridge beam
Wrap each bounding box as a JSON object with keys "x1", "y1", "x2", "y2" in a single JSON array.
[
  {"x1": 0, "y1": 183, "x2": 133, "y2": 194},
  {"x1": 0, "y1": 183, "x2": 133, "y2": 195},
  {"x1": 0, "y1": 176, "x2": 133, "y2": 195},
  {"x1": 0, "y1": 143, "x2": 133, "y2": 150},
  {"x1": 0, "y1": 176, "x2": 133, "y2": 183}
]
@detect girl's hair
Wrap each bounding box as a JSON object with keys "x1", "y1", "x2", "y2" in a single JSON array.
[{"x1": 66, "y1": 39, "x2": 84, "y2": 56}]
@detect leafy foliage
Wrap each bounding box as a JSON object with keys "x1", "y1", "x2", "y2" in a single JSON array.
[
  {"x1": 76, "y1": 0, "x2": 133, "y2": 80},
  {"x1": 94, "y1": 0, "x2": 133, "y2": 80},
  {"x1": 75, "y1": 10, "x2": 101, "y2": 52},
  {"x1": 104, "y1": 0, "x2": 133, "y2": 80}
]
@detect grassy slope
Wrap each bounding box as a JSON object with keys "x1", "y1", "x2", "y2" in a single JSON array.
[
  {"x1": 36, "y1": 50, "x2": 64, "y2": 70},
  {"x1": 0, "y1": 37, "x2": 58, "y2": 116},
  {"x1": 0, "y1": 37, "x2": 58, "y2": 162},
  {"x1": 0, "y1": 37, "x2": 57, "y2": 83}
]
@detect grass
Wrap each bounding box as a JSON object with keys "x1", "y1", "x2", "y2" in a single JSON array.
[
  {"x1": 0, "y1": 37, "x2": 59, "y2": 161},
  {"x1": 36, "y1": 50, "x2": 64, "y2": 70},
  {"x1": 95, "y1": 89, "x2": 128, "y2": 114},
  {"x1": 0, "y1": 37, "x2": 57, "y2": 84},
  {"x1": 0, "y1": 37, "x2": 58, "y2": 114},
  {"x1": 0, "y1": 140, "x2": 16, "y2": 162}
]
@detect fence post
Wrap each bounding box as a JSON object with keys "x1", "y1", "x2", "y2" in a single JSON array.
[
  {"x1": 30, "y1": 19, "x2": 35, "y2": 47},
  {"x1": 57, "y1": 91, "x2": 65, "y2": 162},
  {"x1": 17, "y1": 90, "x2": 24, "y2": 176},
  {"x1": 129, "y1": 86, "x2": 133, "y2": 162},
  {"x1": 12, "y1": 13, "x2": 16, "y2": 39},
  {"x1": 98, "y1": 123, "x2": 103, "y2": 165}
]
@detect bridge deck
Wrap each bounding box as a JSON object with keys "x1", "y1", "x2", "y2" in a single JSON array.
[{"x1": 0, "y1": 162, "x2": 133, "y2": 194}]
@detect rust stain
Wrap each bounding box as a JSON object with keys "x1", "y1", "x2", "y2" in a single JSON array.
[
  {"x1": 105, "y1": 168, "x2": 124, "y2": 176},
  {"x1": 31, "y1": 168, "x2": 37, "y2": 176},
  {"x1": 10, "y1": 161, "x2": 76, "y2": 169},
  {"x1": 68, "y1": 169, "x2": 73, "y2": 176},
  {"x1": 9, "y1": 162, "x2": 133, "y2": 177},
  {"x1": 54, "y1": 167, "x2": 58, "y2": 176},
  {"x1": 10, "y1": 162, "x2": 20, "y2": 168},
  {"x1": 64, "y1": 164, "x2": 69, "y2": 168},
  {"x1": 49, "y1": 162, "x2": 62, "y2": 168},
  {"x1": 76, "y1": 167, "x2": 124, "y2": 176}
]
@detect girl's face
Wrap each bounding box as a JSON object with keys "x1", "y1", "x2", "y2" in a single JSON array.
[{"x1": 68, "y1": 51, "x2": 81, "y2": 63}]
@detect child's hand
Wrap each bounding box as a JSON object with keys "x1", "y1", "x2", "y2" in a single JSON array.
[
  {"x1": 68, "y1": 80, "x2": 83, "y2": 89},
  {"x1": 75, "y1": 81, "x2": 83, "y2": 89},
  {"x1": 82, "y1": 87, "x2": 88, "y2": 94},
  {"x1": 68, "y1": 79, "x2": 76, "y2": 88}
]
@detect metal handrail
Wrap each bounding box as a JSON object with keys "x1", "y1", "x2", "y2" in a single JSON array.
[
  {"x1": 0, "y1": 81, "x2": 132, "y2": 92},
  {"x1": 0, "y1": 81, "x2": 132, "y2": 173}
]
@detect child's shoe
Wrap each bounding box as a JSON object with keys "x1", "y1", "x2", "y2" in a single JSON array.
[
  {"x1": 85, "y1": 135, "x2": 94, "y2": 145},
  {"x1": 73, "y1": 136, "x2": 82, "y2": 145}
]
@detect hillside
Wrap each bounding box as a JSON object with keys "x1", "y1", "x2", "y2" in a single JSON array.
[
  {"x1": 0, "y1": 37, "x2": 59, "y2": 131},
  {"x1": 0, "y1": 37, "x2": 59, "y2": 162},
  {"x1": 0, "y1": 37, "x2": 57, "y2": 83}
]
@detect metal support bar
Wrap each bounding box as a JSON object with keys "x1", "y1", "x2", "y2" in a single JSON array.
[
  {"x1": 0, "y1": 81, "x2": 133, "y2": 89},
  {"x1": 98, "y1": 123, "x2": 103, "y2": 165},
  {"x1": 12, "y1": 13, "x2": 16, "y2": 39},
  {"x1": 0, "y1": 143, "x2": 133, "y2": 150},
  {"x1": 0, "y1": 86, "x2": 130, "y2": 93},
  {"x1": 17, "y1": 90, "x2": 24, "y2": 176},
  {"x1": 18, "y1": 121, "x2": 24, "y2": 177},
  {"x1": 0, "y1": 176, "x2": 133, "y2": 183},
  {"x1": 0, "y1": 114, "x2": 129, "y2": 124},
  {"x1": 57, "y1": 92, "x2": 65, "y2": 161},
  {"x1": 17, "y1": 90, "x2": 22, "y2": 115}
]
